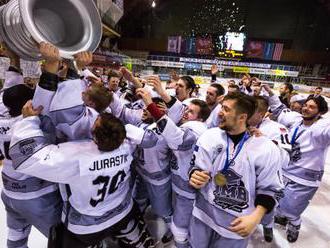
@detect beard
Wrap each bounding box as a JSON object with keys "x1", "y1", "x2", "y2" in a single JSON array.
[{"x1": 302, "y1": 111, "x2": 319, "y2": 121}]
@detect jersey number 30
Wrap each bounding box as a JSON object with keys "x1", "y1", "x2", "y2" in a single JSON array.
[{"x1": 90, "y1": 170, "x2": 126, "y2": 207}]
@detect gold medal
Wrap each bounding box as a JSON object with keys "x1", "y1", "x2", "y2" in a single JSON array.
[{"x1": 214, "y1": 173, "x2": 227, "y2": 187}]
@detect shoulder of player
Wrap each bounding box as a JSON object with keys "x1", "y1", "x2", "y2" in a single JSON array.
[
  {"x1": 248, "y1": 135, "x2": 277, "y2": 149},
  {"x1": 197, "y1": 127, "x2": 225, "y2": 147},
  {"x1": 181, "y1": 121, "x2": 208, "y2": 136}
]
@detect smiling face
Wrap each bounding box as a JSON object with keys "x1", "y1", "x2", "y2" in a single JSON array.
[
  {"x1": 218, "y1": 99, "x2": 244, "y2": 132},
  {"x1": 301, "y1": 99, "x2": 320, "y2": 121},
  {"x1": 108, "y1": 76, "x2": 120, "y2": 92}
]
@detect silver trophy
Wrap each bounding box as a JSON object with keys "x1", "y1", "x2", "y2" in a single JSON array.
[{"x1": 0, "y1": 0, "x2": 102, "y2": 61}]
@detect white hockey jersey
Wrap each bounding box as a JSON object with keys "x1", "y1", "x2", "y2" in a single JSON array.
[
  {"x1": 280, "y1": 117, "x2": 330, "y2": 187},
  {"x1": 33, "y1": 78, "x2": 98, "y2": 141},
  {"x1": 9, "y1": 116, "x2": 158, "y2": 234},
  {"x1": 0, "y1": 116, "x2": 58, "y2": 200},
  {"x1": 191, "y1": 128, "x2": 283, "y2": 239},
  {"x1": 206, "y1": 104, "x2": 222, "y2": 128},
  {"x1": 156, "y1": 116, "x2": 208, "y2": 199}
]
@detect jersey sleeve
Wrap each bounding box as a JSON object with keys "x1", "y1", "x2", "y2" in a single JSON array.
[
  {"x1": 167, "y1": 98, "x2": 185, "y2": 124},
  {"x1": 125, "y1": 124, "x2": 159, "y2": 149},
  {"x1": 311, "y1": 119, "x2": 330, "y2": 147},
  {"x1": 32, "y1": 72, "x2": 59, "y2": 115},
  {"x1": 189, "y1": 134, "x2": 214, "y2": 173},
  {"x1": 253, "y1": 139, "x2": 284, "y2": 200},
  {"x1": 206, "y1": 104, "x2": 221, "y2": 128},
  {"x1": 9, "y1": 116, "x2": 80, "y2": 184},
  {"x1": 109, "y1": 93, "x2": 143, "y2": 126},
  {"x1": 156, "y1": 116, "x2": 196, "y2": 151}
]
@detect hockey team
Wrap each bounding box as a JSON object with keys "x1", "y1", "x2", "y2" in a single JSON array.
[{"x1": 0, "y1": 41, "x2": 329, "y2": 248}]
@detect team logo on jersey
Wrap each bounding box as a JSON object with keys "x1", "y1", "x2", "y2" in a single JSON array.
[
  {"x1": 0, "y1": 126, "x2": 10, "y2": 135},
  {"x1": 19, "y1": 139, "x2": 38, "y2": 156},
  {"x1": 213, "y1": 169, "x2": 249, "y2": 213},
  {"x1": 215, "y1": 144, "x2": 223, "y2": 155},
  {"x1": 290, "y1": 143, "x2": 302, "y2": 162}
]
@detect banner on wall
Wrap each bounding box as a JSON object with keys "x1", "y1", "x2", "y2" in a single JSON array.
[
  {"x1": 167, "y1": 36, "x2": 182, "y2": 53},
  {"x1": 246, "y1": 41, "x2": 265, "y2": 59},
  {"x1": 196, "y1": 37, "x2": 213, "y2": 55}
]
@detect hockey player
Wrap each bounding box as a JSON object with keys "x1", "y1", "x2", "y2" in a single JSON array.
[
  {"x1": 146, "y1": 75, "x2": 197, "y2": 124},
  {"x1": 0, "y1": 47, "x2": 62, "y2": 248},
  {"x1": 9, "y1": 102, "x2": 159, "y2": 248},
  {"x1": 32, "y1": 42, "x2": 111, "y2": 142},
  {"x1": 268, "y1": 94, "x2": 330, "y2": 242},
  {"x1": 137, "y1": 88, "x2": 211, "y2": 248},
  {"x1": 188, "y1": 92, "x2": 283, "y2": 248},
  {"x1": 108, "y1": 89, "x2": 174, "y2": 245},
  {"x1": 248, "y1": 96, "x2": 290, "y2": 242}
]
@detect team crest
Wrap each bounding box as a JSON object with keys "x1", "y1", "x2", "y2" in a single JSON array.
[
  {"x1": 214, "y1": 144, "x2": 223, "y2": 155},
  {"x1": 213, "y1": 169, "x2": 249, "y2": 213},
  {"x1": 19, "y1": 139, "x2": 38, "y2": 156}
]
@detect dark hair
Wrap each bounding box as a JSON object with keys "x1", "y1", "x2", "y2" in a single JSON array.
[
  {"x1": 254, "y1": 96, "x2": 269, "y2": 114},
  {"x1": 315, "y1": 86, "x2": 323, "y2": 91},
  {"x1": 152, "y1": 97, "x2": 165, "y2": 105},
  {"x1": 87, "y1": 84, "x2": 113, "y2": 113},
  {"x1": 180, "y1": 76, "x2": 196, "y2": 96},
  {"x1": 228, "y1": 84, "x2": 239, "y2": 90},
  {"x1": 306, "y1": 96, "x2": 328, "y2": 115},
  {"x1": 284, "y1": 83, "x2": 294, "y2": 93},
  {"x1": 3, "y1": 85, "x2": 35, "y2": 117},
  {"x1": 223, "y1": 92, "x2": 257, "y2": 120},
  {"x1": 190, "y1": 99, "x2": 211, "y2": 122},
  {"x1": 210, "y1": 83, "x2": 225, "y2": 96},
  {"x1": 107, "y1": 70, "x2": 122, "y2": 80},
  {"x1": 93, "y1": 113, "x2": 127, "y2": 152}
]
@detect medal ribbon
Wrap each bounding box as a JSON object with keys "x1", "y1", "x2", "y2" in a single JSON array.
[
  {"x1": 221, "y1": 132, "x2": 249, "y2": 173},
  {"x1": 290, "y1": 123, "x2": 305, "y2": 145}
]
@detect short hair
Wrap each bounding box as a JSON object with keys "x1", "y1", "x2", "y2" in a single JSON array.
[
  {"x1": 190, "y1": 99, "x2": 211, "y2": 122},
  {"x1": 228, "y1": 84, "x2": 239, "y2": 90},
  {"x1": 223, "y1": 92, "x2": 257, "y2": 120},
  {"x1": 283, "y1": 83, "x2": 294, "y2": 93},
  {"x1": 93, "y1": 113, "x2": 126, "y2": 152},
  {"x1": 3, "y1": 85, "x2": 35, "y2": 117},
  {"x1": 210, "y1": 83, "x2": 225, "y2": 96},
  {"x1": 107, "y1": 70, "x2": 122, "y2": 79},
  {"x1": 180, "y1": 76, "x2": 196, "y2": 95},
  {"x1": 242, "y1": 73, "x2": 251, "y2": 79},
  {"x1": 315, "y1": 86, "x2": 323, "y2": 91},
  {"x1": 254, "y1": 96, "x2": 269, "y2": 114},
  {"x1": 87, "y1": 84, "x2": 113, "y2": 113}
]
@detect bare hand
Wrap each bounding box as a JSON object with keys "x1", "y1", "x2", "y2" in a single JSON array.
[
  {"x1": 189, "y1": 170, "x2": 210, "y2": 189},
  {"x1": 146, "y1": 76, "x2": 164, "y2": 95},
  {"x1": 22, "y1": 101, "x2": 43, "y2": 118},
  {"x1": 229, "y1": 215, "x2": 258, "y2": 237},
  {"x1": 39, "y1": 42, "x2": 60, "y2": 63},
  {"x1": 156, "y1": 102, "x2": 168, "y2": 114},
  {"x1": 0, "y1": 42, "x2": 18, "y2": 60},
  {"x1": 136, "y1": 88, "x2": 153, "y2": 106},
  {"x1": 261, "y1": 84, "x2": 272, "y2": 94},
  {"x1": 74, "y1": 51, "x2": 93, "y2": 71},
  {"x1": 87, "y1": 76, "x2": 103, "y2": 86},
  {"x1": 120, "y1": 67, "x2": 135, "y2": 82},
  {"x1": 211, "y1": 64, "x2": 219, "y2": 75}
]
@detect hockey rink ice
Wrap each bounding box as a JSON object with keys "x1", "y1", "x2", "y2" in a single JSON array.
[{"x1": 1, "y1": 84, "x2": 330, "y2": 248}]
